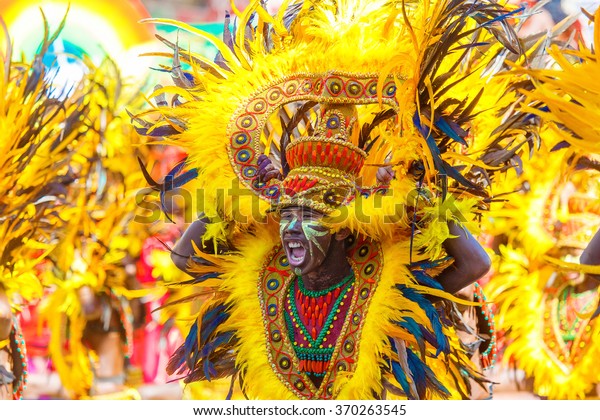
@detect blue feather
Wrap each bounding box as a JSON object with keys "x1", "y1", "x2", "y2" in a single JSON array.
[
  {"x1": 150, "y1": 66, "x2": 172, "y2": 73},
  {"x1": 388, "y1": 339, "x2": 415, "y2": 400},
  {"x1": 476, "y1": 6, "x2": 525, "y2": 27},
  {"x1": 405, "y1": 348, "x2": 427, "y2": 398},
  {"x1": 413, "y1": 113, "x2": 441, "y2": 154},
  {"x1": 418, "y1": 324, "x2": 440, "y2": 351},
  {"x1": 199, "y1": 332, "x2": 234, "y2": 359},
  {"x1": 410, "y1": 256, "x2": 452, "y2": 271},
  {"x1": 159, "y1": 166, "x2": 198, "y2": 223},
  {"x1": 203, "y1": 358, "x2": 218, "y2": 381},
  {"x1": 184, "y1": 321, "x2": 198, "y2": 353},
  {"x1": 411, "y1": 270, "x2": 444, "y2": 290},
  {"x1": 166, "y1": 159, "x2": 187, "y2": 178},
  {"x1": 406, "y1": 348, "x2": 450, "y2": 398},
  {"x1": 397, "y1": 285, "x2": 449, "y2": 355},
  {"x1": 200, "y1": 305, "x2": 230, "y2": 345},
  {"x1": 440, "y1": 160, "x2": 477, "y2": 189},
  {"x1": 200, "y1": 332, "x2": 235, "y2": 381},
  {"x1": 398, "y1": 318, "x2": 425, "y2": 357},
  {"x1": 160, "y1": 169, "x2": 199, "y2": 220},
  {"x1": 413, "y1": 113, "x2": 476, "y2": 193},
  {"x1": 177, "y1": 310, "x2": 233, "y2": 379},
  {"x1": 173, "y1": 168, "x2": 199, "y2": 188},
  {"x1": 435, "y1": 117, "x2": 468, "y2": 147},
  {"x1": 182, "y1": 321, "x2": 199, "y2": 370},
  {"x1": 146, "y1": 125, "x2": 180, "y2": 137},
  {"x1": 438, "y1": 306, "x2": 454, "y2": 328},
  {"x1": 163, "y1": 160, "x2": 198, "y2": 191},
  {"x1": 551, "y1": 140, "x2": 571, "y2": 152},
  {"x1": 413, "y1": 112, "x2": 428, "y2": 137},
  {"x1": 192, "y1": 272, "x2": 221, "y2": 283},
  {"x1": 190, "y1": 255, "x2": 215, "y2": 266}
]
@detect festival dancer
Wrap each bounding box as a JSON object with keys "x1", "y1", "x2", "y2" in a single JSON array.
[
  {"x1": 0, "y1": 18, "x2": 90, "y2": 399},
  {"x1": 484, "y1": 7, "x2": 600, "y2": 399},
  {"x1": 136, "y1": 0, "x2": 538, "y2": 399},
  {"x1": 38, "y1": 58, "x2": 154, "y2": 399},
  {"x1": 485, "y1": 150, "x2": 600, "y2": 399}
]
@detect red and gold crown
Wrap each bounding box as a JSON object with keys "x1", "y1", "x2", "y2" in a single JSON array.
[{"x1": 278, "y1": 104, "x2": 367, "y2": 213}]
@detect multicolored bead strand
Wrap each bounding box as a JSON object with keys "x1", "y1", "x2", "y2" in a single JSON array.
[
  {"x1": 11, "y1": 317, "x2": 28, "y2": 400},
  {"x1": 297, "y1": 272, "x2": 354, "y2": 298},
  {"x1": 110, "y1": 291, "x2": 134, "y2": 360},
  {"x1": 474, "y1": 283, "x2": 497, "y2": 371}
]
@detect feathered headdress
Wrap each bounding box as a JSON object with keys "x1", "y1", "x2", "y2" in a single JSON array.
[{"x1": 135, "y1": 0, "x2": 531, "y2": 240}]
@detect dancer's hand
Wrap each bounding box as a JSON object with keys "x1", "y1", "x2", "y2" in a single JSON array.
[
  {"x1": 257, "y1": 154, "x2": 282, "y2": 183},
  {"x1": 376, "y1": 165, "x2": 394, "y2": 184}
]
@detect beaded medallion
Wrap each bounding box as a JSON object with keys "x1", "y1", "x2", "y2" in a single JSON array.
[
  {"x1": 258, "y1": 235, "x2": 382, "y2": 399},
  {"x1": 542, "y1": 279, "x2": 598, "y2": 370}
]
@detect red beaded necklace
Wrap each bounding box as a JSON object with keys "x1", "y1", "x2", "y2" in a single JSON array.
[{"x1": 285, "y1": 273, "x2": 354, "y2": 381}]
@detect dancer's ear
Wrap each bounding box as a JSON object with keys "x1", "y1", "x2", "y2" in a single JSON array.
[{"x1": 334, "y1": 228, "x2": 351, "y2": 242}]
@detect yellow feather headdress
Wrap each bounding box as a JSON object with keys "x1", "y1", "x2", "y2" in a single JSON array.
[
  {"x1": 135, "y1": 0, "x2": 533, "y2": 241},
  {"x1": 0, "y1": 15, "x2": 89, "y2": 306}
]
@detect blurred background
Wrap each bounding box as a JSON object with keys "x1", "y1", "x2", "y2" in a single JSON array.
[{"x1": 0, "y1": 0, "x2": 599, "y2": 401}]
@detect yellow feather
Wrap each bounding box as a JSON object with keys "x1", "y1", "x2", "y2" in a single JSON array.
[{"x1": 141, "y1": 18, "x2": 244, "y2": 71}]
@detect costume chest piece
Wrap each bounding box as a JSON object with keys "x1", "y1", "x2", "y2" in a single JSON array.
[{"x1": 258, "y1": 236, "x2": 382, "y2": 399}]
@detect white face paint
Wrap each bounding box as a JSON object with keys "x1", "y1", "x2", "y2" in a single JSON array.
[{"x1": 279, "y1": 206, "x2": 333, "y2": 276}]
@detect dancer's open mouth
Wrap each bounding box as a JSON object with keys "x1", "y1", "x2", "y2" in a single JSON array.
[{"x1": 285, "y1": 240, "x2": 307, "y2": 266}]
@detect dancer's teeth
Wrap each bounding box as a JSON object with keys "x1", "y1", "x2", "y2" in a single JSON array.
[{"x1": 288, "y1": 242, "x2": 306, "y2": 265}]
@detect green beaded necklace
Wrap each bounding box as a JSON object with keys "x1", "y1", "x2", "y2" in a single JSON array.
[
  {"x1": 297, "y1": 272, "x2": 354, "y2": 298},
  {"x1": 287, "y1": 273, "x2": 354, "y2": 348}
]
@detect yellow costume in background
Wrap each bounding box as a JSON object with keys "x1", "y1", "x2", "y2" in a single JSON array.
[
  {"x1": 37, "y1": 57, "x2": 154, "y2": 399},
  {"x1": 484, "y1": 8, "x2": 600, "y2": 400},
  {"x1": 0, "y1": 17, "x2": 91, "y2": 400}
]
